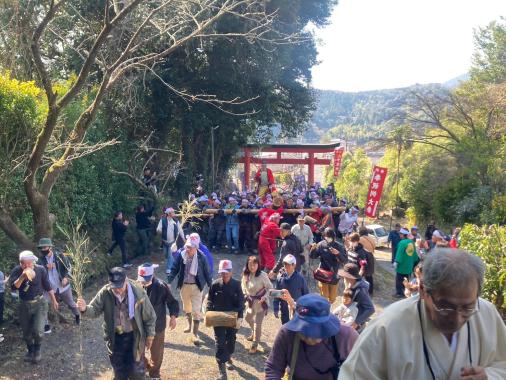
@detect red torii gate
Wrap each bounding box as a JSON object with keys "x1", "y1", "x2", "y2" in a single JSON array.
[{"x1": 237, "y1": 142, "x2": 341, "y2": 190}]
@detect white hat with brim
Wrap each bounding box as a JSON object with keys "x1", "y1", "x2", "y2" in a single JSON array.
[
  {"x1": 400, "y1": 228, "x2": 410, "y2": 235},
  {"x1": 19, "y1": 250, "x2": 38, "y2": 262},
  {"x1": 283, "y1": 254, "x2": 297, "y2": 265},
  {"x1": 218, "y1": 259, "x2": 233, "y2": 274}
]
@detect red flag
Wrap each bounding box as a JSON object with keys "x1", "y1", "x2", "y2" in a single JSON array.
[
  {"x1": 365, "y1": 166, "x2": 388, "y2": 218},
  {"x1": 333, "y1": 147, "x2": 344, "y2": 177}
]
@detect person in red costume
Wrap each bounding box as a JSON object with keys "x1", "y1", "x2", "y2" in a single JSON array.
[
  {"x1": 258, "y1": 213, "x2": 281, "y2": 271},
  {"x1": 254, "y1": 162, "x2": 275, "y2": 197},
  {"x1": 258, "y1": 201, "x2": 276, "y2": 225}
]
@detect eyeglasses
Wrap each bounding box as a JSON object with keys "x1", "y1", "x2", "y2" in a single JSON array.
[{"x1": 428, "y1": 293, "x2": 480, "y2": 317}]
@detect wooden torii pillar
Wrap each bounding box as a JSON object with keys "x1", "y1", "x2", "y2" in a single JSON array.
[{"x1": 238, "y1": 142, "x2": 341, "y2": 191}]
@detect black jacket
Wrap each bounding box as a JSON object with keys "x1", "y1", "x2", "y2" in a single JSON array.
[
  {"x1": 9, "y1": 264, "x2": 52, "y2": 301},
  {"x1": 207, "y1": 277, "x2": 244, "y2": 319},
  {"x1": 273, "y1": 234, "x2": 304, "y2": 273},
  {"x1": 167, "y1": 250, "x2": 212, "y2": 291},
  {"x1": 136, "y1": 206, "x2": 154, "y2": 230},
  {"x1": 111, "y1": 219, "x2": 127, "y2": 241},
  {"x1": 39, "y1": 250, "x2": 70, "y2": 282},
  {"x1": 347, "y1": 244, "x2": 369, "y2": 267},
  {"x1": 238, "y1": 207, "x2": 255, "y2": 225},
  {"x1": 145, "y1": 277, "x2": 179, "y2": 333},
  {"x1": 310, "y1": 240, "x2": 347, "y2": 273}
]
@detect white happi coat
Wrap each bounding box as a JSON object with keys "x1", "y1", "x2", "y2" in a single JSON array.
[{"x1": 339, "y1": 297, "x2": 506, "y2": 380}]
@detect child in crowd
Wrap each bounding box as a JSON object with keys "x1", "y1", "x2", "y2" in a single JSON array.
[
  {"x1": 332, "y1": 289, "x2": 358, "y2": 326},
  {"x1": 403, "y1": 263, "x2": 422, "y2": 298}
]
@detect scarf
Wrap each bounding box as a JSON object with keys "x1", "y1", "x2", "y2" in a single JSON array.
[
  {"x1": 182, "y1": 249, "x2": 199, "y2": 277},
  {"x1": 127, "y1": 282, "x2": 135, "y2": 319},
  {"x1": 246, "y1": 285, "x2": 269, "y2": 314}
]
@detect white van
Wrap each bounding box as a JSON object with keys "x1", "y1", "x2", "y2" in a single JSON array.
[{"x1": 366, "y1": 224, "x2": 389, "y2": 247}]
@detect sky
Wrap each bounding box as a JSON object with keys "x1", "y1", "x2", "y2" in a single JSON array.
[{"x1": 311, "y1": 0, "x2": 505, "y2": 92}]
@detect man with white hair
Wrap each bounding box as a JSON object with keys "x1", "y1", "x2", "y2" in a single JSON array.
[
  {"x1": 338, "y1": 206, "x2": 359, "y2": 238},
  {"x1": 339, "y1": 249, "x2": 506, "y2": 379},
  {"x1": 156, "y1": 207, "x2": 185, "y2": 274},
  {"x1": 167, "y1": 238, "x2": 212, "y2": 345},
  {"x1": 291, "y1": 215, "x2": 314, "y2": 275},
  {"x1": 9, "y1": 251, "x2": 58, "y2": 363}
]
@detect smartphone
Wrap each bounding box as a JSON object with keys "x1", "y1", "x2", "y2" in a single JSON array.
[{"x1": 269, "y1": 289, "x2": 284, "y2": 298}]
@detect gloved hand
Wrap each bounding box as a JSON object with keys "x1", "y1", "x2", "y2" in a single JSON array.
[{"x1": 235, "y1": 318, "x2": 243, "y2": 330}]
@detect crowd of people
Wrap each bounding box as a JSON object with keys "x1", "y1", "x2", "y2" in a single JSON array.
[{"x1": 1, "y1": 168, "x2": 505, "y2": 380}]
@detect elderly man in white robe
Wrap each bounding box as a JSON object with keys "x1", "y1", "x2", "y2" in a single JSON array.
[{"x1": 339, "y1": 249, "x2": 506, "y2": 380}]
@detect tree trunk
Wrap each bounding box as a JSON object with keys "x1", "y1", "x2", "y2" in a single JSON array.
[
  {"x1": 0, "y1": 208, "x2": 35, "y2": 250},
  {"x1": 32, "y1": 195, "x2": 53, "y2": 240}
]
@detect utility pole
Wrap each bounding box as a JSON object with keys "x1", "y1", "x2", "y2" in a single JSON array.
[{"x1": 211, "y1": 125, "x2": 220, "y2": 191}]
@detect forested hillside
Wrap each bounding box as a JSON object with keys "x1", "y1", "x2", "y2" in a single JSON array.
[{"x1": 304, "y1": 82, "x2": 453, "y2": 143}]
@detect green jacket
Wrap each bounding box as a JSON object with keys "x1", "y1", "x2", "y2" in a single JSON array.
[
  {"x1": 395, "y1": 238, "x2": 418, "y2": 275},
  {"x1": 84, "y1": 279, "x2": 156, "y2": 361}
]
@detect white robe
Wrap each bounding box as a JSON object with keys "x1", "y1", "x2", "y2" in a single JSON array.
[{"x1": 338, "y1": 297, "x2": 506, "y2": 380}]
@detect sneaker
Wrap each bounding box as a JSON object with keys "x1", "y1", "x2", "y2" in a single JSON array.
[
  {"x1": 75, "y1": 314, "x2": 81, "y2": 325},
  {"x1": 122, "y1": 263, "x2": 133, "y2": 269},
  {"x1": 166, "y1": 269, "x2": 171, "y2": 275},
  {"x1": 44, "y1": 325, "x2": 51, "y2": 334},
  {"x1": 226, "y1": 359, "x2": 235, "y2": 370},
  {"x1": 246, "y1": 334, "x2": 254, "y2": 342}
]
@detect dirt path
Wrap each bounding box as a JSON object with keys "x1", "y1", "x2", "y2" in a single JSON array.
[{"x1": 0, "y1": 247, "x2": 396, "y2": 380}]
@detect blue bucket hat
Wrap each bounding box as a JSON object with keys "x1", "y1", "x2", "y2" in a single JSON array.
[{"x1": 284, "y1": 294, "x2": 340, "y2": 339}]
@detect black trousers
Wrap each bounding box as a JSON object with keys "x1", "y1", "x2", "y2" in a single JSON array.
[
  {"x1": 280, "y1": 300, "x2": 290, "y2": 325},
  {"x1": 239, "y1": 224, "x2": 254, "y2": 250},
  {"x1": 108, "y1": 238, "x2": 128, "y2": 265},
  {"x1": 395, "y1": 273, "x2": 407, "y2": 297},
  {"x1": 213, "y1": 326, "x2": 237, "y2": 364},
  {"x1": 365, "y1": 275, "x2": 374, "y2": 296},
  {"x1": 109, "y1": 332, "x2": 145, "y2": 380}
]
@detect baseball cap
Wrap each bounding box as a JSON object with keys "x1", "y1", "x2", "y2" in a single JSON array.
[
  {"x1": 218, "y1": 260, "x2": 233, "y2": 274},
  {"x1": 108, "y1": 267, "x2": 127, "y2": 289},
  {"x1": 137, "y1": 263, "x2": 159, "y2": 283},
  {"x1": 400, "y1": 228, "x2": 410, "y2": 235},
  {"x1": 280, "y1": 222, "x2": 291, "y2": 231},
  {"x1": 283, "y1": 254, "x2": 297, "y2": 265}
]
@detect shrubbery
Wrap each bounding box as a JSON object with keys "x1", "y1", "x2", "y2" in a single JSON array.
[{"x1": 459, "y1": 224, "x2": 506, "y2": 318}]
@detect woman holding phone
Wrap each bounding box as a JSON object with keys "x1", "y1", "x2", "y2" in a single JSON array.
[{"x1": 241, "y1": 256, "x2": 272, "y2": 354}]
